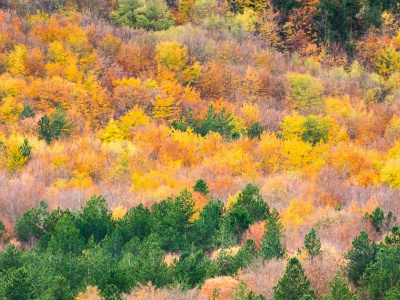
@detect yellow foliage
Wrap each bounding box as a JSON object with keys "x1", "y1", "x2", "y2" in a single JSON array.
[
  {"x1": 0, "y1": 97, "x2": 23, "y2": 123},
  {"x1": 112, "y1": 205, "x2": 127, "y2": 220},
  {"x1": 7, "y1": 44, "x2": 27, "y2": 75},
  {"x1": 0, "y1": 74, "x2": 26, "y2": 98},
  {"x1": 258, "y1": 132, "x2": 282, "y2": 173},
  {"x1": 281, "y1": 138, "x2": 328, "y2": 175},
  {"x1": 2, "y1": 145, "x2": 28, "y2": 175},
  {"x1": 67, "y1": 171, "x2": 93, "y2": 189},
  {"x1": 240, "y1": 102, "x2": 260, "y2": 126},
  {"x1": 153, "y1": 94, "x2": 179, "y2": 120},
  {"x1": 76, "y1": 286, "x2": 104, "y2": 300},
  {"x1": 282, "y1": 199, "x2": 315, "y2": 229},
  {"x1": 381, "y1": 156, "x2": 400, "y2": 189},
  {"x1": 280, "y1": 113, "x2": 306, "y2": 140},
  {"x1": 183, "y1": 62, "x2": 202, "y2": 84},
  {"x1": 234, "y1": 8, "x2": 259, "y2": 32},
  {"x1": 156, "y1": 41, "x2": 188, "y2": 72},
  {"x1": 100, "y1": 107, "x2": 149, "y2": 142}
]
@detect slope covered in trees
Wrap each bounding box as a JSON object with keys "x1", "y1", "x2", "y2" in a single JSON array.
[{"x1": 1, "y1": 0, "x2": 400, "y2": 298}]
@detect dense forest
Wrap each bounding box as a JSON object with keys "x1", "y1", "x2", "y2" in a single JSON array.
[{"x1": 1, "y1": 0, "x2": 400, "y2": 298}]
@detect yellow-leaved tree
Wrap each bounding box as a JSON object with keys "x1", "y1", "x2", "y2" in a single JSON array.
[
  {"x1": 7, "y1": 44, "x2": 27, "y2": 75},
  {"x1": 156, "y1": 41, "x2": 188, "y2": 72},
  {"x1": 0, "y1": 97, "x2": 23, "y2": 123},
  {"x1": 76, "y1": 286, "x2": 103, "y2": 300},
  {"x1": 99, "y1": 106, "x2": 149, "y2": 142}
]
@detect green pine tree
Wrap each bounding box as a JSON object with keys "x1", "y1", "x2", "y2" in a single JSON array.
[
  {"x1": 273, "y1": 257, "x2": 314, "y2": 300},
  {"x1": 193, "y1": 178, "x2": 210, "y2": 195},
  {"x1": 260, "y1": 208, "x2": 285, "y2": 260},
  {"x1": 303, "y1": 228, "x2": 322, "y2": 261},
  {"x1": 323, "y1": 273, "x2": 357, "y2": 300}
]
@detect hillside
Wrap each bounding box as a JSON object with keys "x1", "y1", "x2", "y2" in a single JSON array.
[{"x1": 1, "y1": 0, "x2": 400, "y2": 299}]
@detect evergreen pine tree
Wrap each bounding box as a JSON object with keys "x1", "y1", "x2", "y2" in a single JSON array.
[
  {"x1": 323, "y1": 273, "x2": 357, "y2": 300},
  {"x1": 193, "y1": 178, "x2": 210, "y2": 195},
  {"x1": 303, "y1": 228, "x2": 322, "y2": 261},
  {"x1": 50, "y1": 104, "x2": 74, "y2": 140},
  {"x1": 260, "y1": 208, "x2": 285, "y2": 260},
  {"x1": 344, "y1": 230, "x2": 376, "y2": 285},
  {"x1": 273, "y1": 257, "x2": 314, "y2": 300},
  {"x1": 38, "y1": 115, "x2": 53, "y2": 144}
]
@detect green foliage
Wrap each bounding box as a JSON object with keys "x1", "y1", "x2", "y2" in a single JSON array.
[
  {"x1": 38, "y1": 115, "x2": 53, "y2": 144},
  {"x1": 361, "y1": 246, "x2": 400, "y2": 299},
  {"x1": 112, "y1": 0, "x2": 174, "y2": 31},
  {"x1": 42, "y1": 276, "x2": 73, "y2": 300},
  {"x1": 287, "y1": 73, "x2": 323, "y2": 113},
  {"x1": 47, "y1": 214, "x2": 85, "y2": 255},
  {"x1": 19, "y1": 138, "x2": 32, "y2": 160},
  {"x1": 38, "y1": 105, "x2": 74, "y2": 144},
  {"x1": 247, "y1": 121, "x2": 264, "y2": 140},
  {"x1": 303, "y1": 228, "x2": 322, "y2": 261},
  {"x1": 78, "y1": 195, "x2": 114, "y2": 243},
  {"x1": 15, "y1": 200, "x2": 48, "y2": 243},
  {"x1": 260, "y1": 209, "x2": 286, "y2": 260},
  {"x1": 193, "y1": 178, "x2": 210, "y2": 195},
  {"x1": 364, "y1": 207, "x2": 396, "y2": 232},
  {"x1": 301, "y1": 116, "x2": 329, "y2": 145},
  {"x1": 189, "y1": 199, "x2": 224, "y2": 250},
  {"x1": 344, "y1": 231, "x2": 376, "y2": 285},
  {"x1": 273, "y1": 257, "x2": 314, "y2": 300},
  {"x1": 151, "y1": 188, "x2": 196, "y2": 251},
  {"x1": 173, "y1": 106, "x2": 236, "y2": 139},
  {"x1": 231, "y1": 281, "x2": 266, "y2": 300},
  {"x1": 231, "y1": 184, "x2": 270, "y2": 222},
  {"x1": 19, "y1": 105, "x2": 35, "y2": 119},
  {"x1": 323, "y1": 273, "x2": 357, "y2": 300},
  {"x1": 175, "y1": 249, "x2": 215, "y2": 289},
  {"x1": 118, "y1": 204, "x2": 152, "y2": 242}
]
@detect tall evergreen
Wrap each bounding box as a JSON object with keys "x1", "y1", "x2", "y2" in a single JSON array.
[
  {"x1": 303, "y1": 228, "x2": 322, "y2": 261},
  {"x1": 344, "y1": 231, "x2": 376, "y2": 285},
  {"x1": 273, "y1": 257, "x2": 314, "y2": 300},
  {"x1": 260, "y1": 209, "x2": 285, "y2": 260}
]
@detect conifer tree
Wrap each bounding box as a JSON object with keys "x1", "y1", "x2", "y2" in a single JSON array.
[
  {"x1": 260, "y1": 208, "x2": 286, "y2": 260},
  {"x1": 273, "y1": 257, "x2": 314, "y2": 300},
  {"x1": 303, "y1": 228, "x2": 322, "y2": 261},
  {"x1": 323, "y1": 273, "x2": 357, "y2": 300}
]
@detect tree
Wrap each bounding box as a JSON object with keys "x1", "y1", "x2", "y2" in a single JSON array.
[
  {"x1": 193, "y1": 178, "x2": 210, "y2": 195},
  {"x1": 47, "y1": 214, "x2": 85, "y2": 256},
  {"x1": 303, "y1": 228, "x2": 322, "y2": 261},
  {"x1": 302, "y1": 116, "x2": 329, "y2": 145},
  {"x1": 50, "y1": 104, "x2": 74, "y2": 140},
  {"x1": 4, "y1": 267, "x2": 36, "y2": 300},
  {"x1": 230, "y1": 184, "x2": 270, "y2": 222},
  {"x1": 361, "y1": 246, "x2": 400, "y2": 299},
  {"x1": 189, "y1": 199, "x2": 224, "y2": 250},
  {"x1": 260, "y1": 209, "x2": 286, "y2": 260},
  {"x1": 112, "y1": 0, "x2": 174, "y2": 31},
  {"x1": 247, "y1": 122, "x2": 264, "y2": 140},
  {"x1": 364, "y1": 207, "x2": 396, "y2": 232},
  {"x1": 38, "y1": 105, "x2": 74, "y2": 144},
  {"x1": 19, "y1": 105, "x2": 35, "y2": 120},
  {"x1": 42, "y1": 276, "x2": 73, "y2": 300},
  {"x1": 78, "y1": 195, "x2": 114, "y2": 243},
  {"x1": 287, "y1": 73, "x2": 323, "y2": 113},
  {"x1": 19, "y1": 138, "x2": 32, "y2": 160},
  {"x1": 323, "y1": 273, "x2": 357, "y2": 300},
  {"x1": 118, "y1": 204, "x2": 152, "y2": 242},
  {"x1": 38, "y1": 115, "x2": 53, "y2": 144},
  {"x1": 344, "y1": 231, "x2": 376, "y2": 285},
  {"x1": 15, "y1": 200, "x2": 48, "y2": 243},
  {"x1": 273, "y1": 257, "x2": 314, "y2": 300}
]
